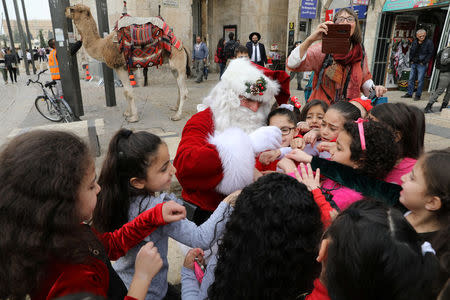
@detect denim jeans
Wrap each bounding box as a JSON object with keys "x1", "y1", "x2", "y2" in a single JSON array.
[
  {"x1": 407, "y1": 63, "x2": 427, "y2": 97},
  {"x1": 219, "y1": 63, "x2": 226, "y2": 79}
]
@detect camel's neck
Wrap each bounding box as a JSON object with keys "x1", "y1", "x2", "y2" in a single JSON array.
[{"x1": 75, "y1": 15, "x2": 101, "y2": 56}]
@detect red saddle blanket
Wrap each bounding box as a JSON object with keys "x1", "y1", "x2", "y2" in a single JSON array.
[{"x1": 117, "y1": 17, "x2": 181, "y2": 69}]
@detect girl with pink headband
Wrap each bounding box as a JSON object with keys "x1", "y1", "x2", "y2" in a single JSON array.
[{"x1": 286, "y1": 119, "x2": 398, "y2": 210}]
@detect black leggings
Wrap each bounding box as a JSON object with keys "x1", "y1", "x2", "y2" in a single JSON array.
[{"x1": 7, "y1": 67, "x2": 17, "y2": 82}]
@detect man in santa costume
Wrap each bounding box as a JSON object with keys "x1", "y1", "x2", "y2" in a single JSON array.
[{"x1": 174, "y1": 58, "x2": 290, "y2": 224}]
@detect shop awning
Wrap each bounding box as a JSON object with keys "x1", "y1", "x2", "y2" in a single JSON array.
[{"x1": 383, "y1": 0, "x2": 450, "y2": 12}]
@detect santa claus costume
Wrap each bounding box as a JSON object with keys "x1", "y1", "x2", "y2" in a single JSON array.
[{"x1": 174, "y1": 58, "x2": 290, "y2": 224}]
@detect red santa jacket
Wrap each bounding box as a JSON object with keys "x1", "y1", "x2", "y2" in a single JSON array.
[
  {"x1": 174, "y1": 108, "x2": 225, "y2": 211},
  {"x1": 32, "y1": 203, "x2": 166, "y2": 300}
]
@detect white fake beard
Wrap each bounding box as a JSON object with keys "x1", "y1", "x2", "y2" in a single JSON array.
[
  {"x1": 204, "y1": 82, "x2": 272, "y2": 134},
  {"x1": 214, "y1": 105, "x2": 269, "y2": 134}
]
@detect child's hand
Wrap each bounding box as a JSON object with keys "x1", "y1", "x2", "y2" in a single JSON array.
[
  {"x1": 162, "y1": 201, "x2": 186, "y2": 223},
  {"x1": 134, "y1": 242, "x2": 163, "y2": 282},
  {"x1": 277, "y1": 157, "x2": 297, "y2": 174},
  {"x1": 297, "y1": 121, "x2": 310, "y2": 134},
  {"x1": 224, "y1": 190, "x2": 241, "y2": 207},
  {"x1": 183, "y1": 248, "x2": 205, "y2": 270},
  {"x1": 304, "y1": 129, "x2": 320, "y2": 146},
  {"x1": 317, "y1": 142, "x2": 336, "y2": 153},
  {"x1": 286, "y1": 149, "x2": 313, "y2": 163},
  {"x1": 294, "y1": 163, "x2": 320, "y2": 191},
  {"x1": 259, "y1": 149, "x2": 281, "y2": 165},
  {"x1": 290, "y1": 137, "x2": 306, "y2": 150}
]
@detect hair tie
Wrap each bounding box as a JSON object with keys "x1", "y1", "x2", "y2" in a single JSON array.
[
  {"x1": 290, "y1": 96, "x2": 301, "y2": 109},
  {"x1": 354, "y1": 118, "x2": 368, "y2": 151},
  {"x1": 120, "y1": 129, "x2": 133, "y2": 138},
  {"x1": 279, "y1": 104, "x2": 294, "y2": 111},
  {"x1": 421, "y1": 242, "x2": 436, "y2": 256}
]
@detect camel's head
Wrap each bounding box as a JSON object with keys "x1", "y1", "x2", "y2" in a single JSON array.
[{"x1": 65, "y1": 4, "x2": 92, "y2": 22}]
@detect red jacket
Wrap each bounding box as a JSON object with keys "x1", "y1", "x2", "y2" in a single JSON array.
[
  {"x1": 174, "y1": 108, "x2": 225, "y2": 211},
  {"x1": 306, "y1": 279, "x2": 330, "y2": 300},
  {"x1": 32, "y1": 203, "x2": 166, "y2": 300}
]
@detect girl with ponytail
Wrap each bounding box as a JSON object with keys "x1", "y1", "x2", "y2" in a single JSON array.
[{"x1": 93, "y1": 129, "x2": 233, "y2": 300}]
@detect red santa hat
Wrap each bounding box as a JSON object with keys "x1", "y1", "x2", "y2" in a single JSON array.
[{"x1": 220, "y1": 58, "x2": 289, "y2": 105}]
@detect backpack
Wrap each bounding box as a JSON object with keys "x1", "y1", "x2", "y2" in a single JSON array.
[
  {"x1": 435, "y1": 48, "x2": 450, "y2": 72},
  {"x1": 224, "y1": 40, "x2": 237, "y2": 60}
]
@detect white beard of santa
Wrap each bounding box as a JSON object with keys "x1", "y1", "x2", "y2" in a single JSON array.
[{"x1": 203, "y1": 82, "x2": 272, "y2": 134}]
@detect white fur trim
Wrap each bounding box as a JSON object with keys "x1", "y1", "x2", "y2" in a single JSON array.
[
  {"x1": 209, "y1": 128, "x2": 255, "y2": 195},
  {"x1": 220, "y1": 58, "x2": 280, "y2": 104}
]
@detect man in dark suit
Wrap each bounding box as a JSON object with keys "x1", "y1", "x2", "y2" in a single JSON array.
[{"x1": 246, "y1": 32, "x2": 267, "y2": 67}]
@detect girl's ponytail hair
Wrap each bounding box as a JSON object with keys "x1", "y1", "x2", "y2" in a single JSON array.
[
  {"x1": 93, "y1": 129, "x2": 162, "y2": 232},
  {"x1": 421, "y1": 148, "x2": 450, "y2": 277},
  {"x1": 325, "y1": 199, "x2": 441, "y2": 300},
  {"x1": 329, "y1": 100, "x2": 361, "y2": 122}
]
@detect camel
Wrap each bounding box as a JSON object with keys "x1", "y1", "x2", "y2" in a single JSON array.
[{"x1": 65, "y1": 4, "x2": 189, "y2": 122}]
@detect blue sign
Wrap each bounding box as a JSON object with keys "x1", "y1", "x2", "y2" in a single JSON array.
[
  {"x1": 300, "y1": 0, "x2": 318, "y2": 19},
  {"x1": 335, "y1": 5, "x2": 368, "y2": 19}
]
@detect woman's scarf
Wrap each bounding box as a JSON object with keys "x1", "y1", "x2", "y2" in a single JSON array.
[
  {"x1": 334, "y1": 43, "x2": 363, "y2": 66},
  {"x1": 323, "y1": 43, "x2": 364, "y2": 99}
]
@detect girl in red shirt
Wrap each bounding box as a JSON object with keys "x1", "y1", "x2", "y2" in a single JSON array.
[{"x1": 0, "y1": 130, "x2": 186, "y2": 300}]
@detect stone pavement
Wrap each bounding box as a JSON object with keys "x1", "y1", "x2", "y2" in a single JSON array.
[{"x1": 0, "y1": 68, "x2": 449, "y2": 284}]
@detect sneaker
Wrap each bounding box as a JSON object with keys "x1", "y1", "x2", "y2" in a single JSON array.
[
  {"x1": 414, "y1": 96, "x2": 421, "y2": 101},
  {"x1": 401, "y1": 93, "x2": 413, "y2": 98},
  {"x1": 424, "y1": 105, "x2": 433, "y2": 114},
  {"x1": 440, "y1": 103, "x2": 449, "y2": 112}
]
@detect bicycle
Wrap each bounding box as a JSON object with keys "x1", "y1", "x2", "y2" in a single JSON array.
[{"x1": 26, "y1": 69, "x2": 75, "y2": 123}]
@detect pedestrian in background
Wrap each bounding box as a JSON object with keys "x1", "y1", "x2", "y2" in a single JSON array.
[
  {"x1": 401, "y1": 29, "x2": 434, "y2": 101},
  {"x1": 215, "y1": 38, "x2": 226, "y2": 79},
  {"x1": 224, "y1": 32, "x2": 238, "y2": 63},
  {"x1": 246, "y1": 32, "x2": 267, "y2": 67},
  {"x1": 289, "y1": 41, "x2": 304, "y2": 90},
  {"x1": 425, "y1": 42, "x2": 450, "y2": 113},
  {"x1": 0, "y1": 52, "x2": 8, "y2": 84},
  {"x1": 192, "y1": 36, "x2": 208, "y2": 83},
  {"x1": 4, "y1": 49, "x2": 18, "y2": 83}
]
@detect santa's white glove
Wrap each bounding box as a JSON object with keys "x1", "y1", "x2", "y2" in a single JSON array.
[{"x1": 249, "y1": 126, "x2": 282, "y2": 154}]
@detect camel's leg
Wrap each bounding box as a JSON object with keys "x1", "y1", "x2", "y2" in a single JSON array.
[
  {"x1": 115, "y1": 68, "x2": 139, "y2": 122},
  {"x1": 168, "y1": 47, "x2": 188, "y2": 121}
]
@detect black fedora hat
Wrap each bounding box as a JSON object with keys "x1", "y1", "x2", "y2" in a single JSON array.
[{"x1": 249, "y1": 32, "x2": 261, "y2": 41}]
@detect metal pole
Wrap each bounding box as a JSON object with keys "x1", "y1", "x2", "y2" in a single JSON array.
[
  {"x1": 12, "y1": 0, "x2": 29, "y2": 75},
  {"x1": 1, "y1": 0, "x2": 17, "y2": 58},
  {"x1": 95, "y1": 0, "x2": 116, "y2": 107},
  {"x1": 20, "y1": 0, "x2": 36, "y2": 74},
  {"x1": 48, "y1": 0, "x2": 84, "y2": 117}
]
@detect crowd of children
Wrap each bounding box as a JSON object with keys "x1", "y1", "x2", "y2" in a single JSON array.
[{"x1": 0, "y1": 95, "x2": 449, "y2": 300}]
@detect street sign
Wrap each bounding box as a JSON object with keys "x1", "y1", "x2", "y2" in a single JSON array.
[{"x1": 300, "y1": 0, "x2": 318, "y2": 19}]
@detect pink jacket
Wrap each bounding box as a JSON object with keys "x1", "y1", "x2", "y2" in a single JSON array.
[{"x1": 287, "y1": 42, "x2": 372, "y2": 104}]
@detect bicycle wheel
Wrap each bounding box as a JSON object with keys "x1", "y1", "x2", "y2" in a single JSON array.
[
  {"x1": 58, "y1": 99, "x2": 75, "y2": 123},
  {"x1": 35, "y1": 96, "x2": 63, "y2": 122}
]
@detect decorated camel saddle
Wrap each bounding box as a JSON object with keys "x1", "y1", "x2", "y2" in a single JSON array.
[{"x1": 115, "y1": 15, "x2": 182, "y2": 70}]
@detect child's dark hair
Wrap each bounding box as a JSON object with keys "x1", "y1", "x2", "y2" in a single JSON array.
[
  {"x1": 343, "y1": 120, "x2": 398, "y2": 178},
  {"x1": 234, "y1": 44, "x2": 248, "y2": 57},
  {"x1": 329, "y1": 100, "x2": 361, "y2": 121},
  {"x1": 208, "y1": 173, "x2": 323, "y2": 300},
  {"x1": 93, "y1": 128, "x2": 163, "y2": 233},
  {"x1": 0, "y1": 130, "x2": 96, "y2": 300},
  {"x1": 371, "y1": 103, "x2": 424, "y2": 159},
  {"x1": 267, "y1": 107, "x2": 298, "y2": 126},
  {"x1": 325, "y1": 199, "x2": 441, "y2": 300},
  {"x1": 299, "y1": 99, "x2": 329, "y2": 121},
  {"x1": 421, "y1": 148, "x2": 450, "y2": 276}
]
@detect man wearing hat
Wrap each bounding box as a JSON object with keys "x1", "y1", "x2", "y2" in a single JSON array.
[
  {"x1": 174, "y1": 58, "x2": 290, "y2": 224},
  {"x1": 246, "y1": 32, "x2": 267, "y2": 67}
]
